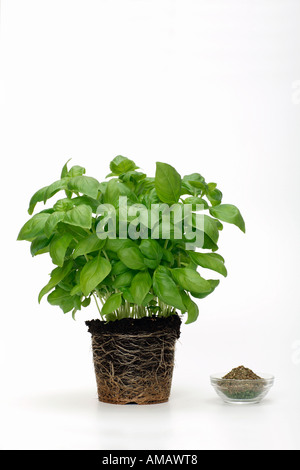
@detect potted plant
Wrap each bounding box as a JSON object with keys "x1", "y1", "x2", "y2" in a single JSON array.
[{"x1": 17, "y1": 156, "x2": 245, "y2": 405}]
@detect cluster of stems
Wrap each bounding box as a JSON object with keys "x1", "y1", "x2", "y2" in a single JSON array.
[{"x1": 93, "y1": 293, "x2": 176, "y2": 321}]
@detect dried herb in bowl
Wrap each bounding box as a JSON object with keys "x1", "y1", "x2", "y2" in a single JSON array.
[
  {"x1": 219, "y1": 366, "x2": 265, "y2": 400},
  {"x1": 223, "y1": 365, "x2": 261, "y2": 380}
]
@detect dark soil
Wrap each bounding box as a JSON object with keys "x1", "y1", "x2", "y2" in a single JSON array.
[{"x1": 86, "y1": 314, "x2": 181, "y2": 338}]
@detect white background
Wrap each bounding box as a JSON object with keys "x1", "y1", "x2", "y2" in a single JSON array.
[{"x1": 0, "y1": 0, "x2": 299, "y2": 450}]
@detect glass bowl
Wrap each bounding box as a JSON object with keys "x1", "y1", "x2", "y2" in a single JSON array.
[{"x1": 210, "y1": 373, "x2": 274, "y2": 404}]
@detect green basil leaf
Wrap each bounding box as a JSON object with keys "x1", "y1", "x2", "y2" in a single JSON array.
[
  {"x1": 153, "y1": 266, "x2": 186, "y2": 311},
  {"x1": 162, "y1": 248, "x2": 174, "y2": 265},
  {"x1": 28, "y1": 186, "x2": 49, "y2": 215},
  {"x1": 53, "y1": 198, "x2": 74, "y2": 212},
  {"x1": 105, "y1": 250, "x2": 119, "y2": 261},
  {"x1": 182, "y1": 173, "x2": 206, "y2": 195},
  {"x1": 38, "y1": 260, "x2": 73, "y2": 303},
  {"x1": 144, "y1": 258, "x2": 160, "y2": 269},
  {"x1": 130, "y1": 270, "x2": 152, "y2": 305},
  {"x1": 188, "y1": 214, "x2": 220, "y2": 247},
  {"x1": 102, "y1": 293, "x2": 122, "y2": 316},
  {"x1": 67, "y1": 176, "x2": 101, "y2": 199},
  {"x1": 111, "y1": 261, "x2": 129, "y2": 276},
  {"x1": 71, "y1": 196, "x2": 100, "y2": 212},
  {"x1": 118, "y1": 247, "x2": 145, "y2": 270},
  {"x1": 155, "y1": 162, "x2": 181, "y2": 204},
  {"x1": 73, "y1": 234, "x2": 105, "y2": 259},
  {"x1": 58, "y1": 271, "x2": 76, "y2": 292},
  {"x1": 209, "y1": 204, "x2": 246, "y2": 233},
  {"x1": 30, "y1": 235, "x2": 52, "y2": 256},
  {"x1": 61, "y1": 159, "x2": 72, "y2": 178},
  {"x1": 68, "y1": 165, "x2": 86, "y2": 177},
  {"x1": 207, "y1": 188, "x2": 223, "y2": 206},
  {"x1": 70, "y1": 284, "x2": 82, "y2": 296},
  {"x1": 44, "y1": 212, "x2": 66, "y2": 238},
  {"x1": 73, "y1": 295, "x2": 82, "y2": 311},
  {"x1": 112, "y1": 271, "x2": 135, "y2": 289},
  {"x1": 82, "y1": 297, "x2": 91, "y2": 308},
  {"x1": 122, "y1": 288, "x2": 135, "y2": 304},
  {"x1": 188, "y1": 251, "x2": 227, "y2": 277},
  {"x1": 181, "y1": 291, "x2": 199, "y2": 324},
  {"x1": 185, "y1": 298, "x2": 199, "y2": 324},
  {"x1": 109, "y1": 155, "x2": 138, "y2": 175},
  {"x1": 141, "y1": 293, "x2": 155, "y2": 307},
  {"x1": 64, "y1": 205, "x2": 92, "y2": 229},
  {"x1": 203, "y1": 215, "x2": 220, "y2": 244},
  {"x1": 136, "y1": 177, "x2": 155, "y2": 198},
  {"x1": 104, "y1": 178, "x2": 137, "y2": 206},
  {"x1": 17, "y1": 213, "x2": 51, "y2": 241},
  {"x1": 105, "y1": 238, "x2": 135, "y2": 253},
  {"x1": 183, "y1": 197, "x2": 209, "y2": 211},
  {"x1": 191, "y1": 279, "x2": 220, "y2": 299},
  {"x1": 80, "y1": 254, "x2": 111, "y2": 296},
  {"x1": 120, "y1": 171, "x2": 146, "y2": 184},
  {"x1": 171, "y1": 268, "x2": 212, "y2": 294},
  {"x1": 201, "y1": 234, "x2": 218, "y2": 251},
  {"x1": 61, "y1": 161, "x2": 74, "y2": 198},
  {"x1": 139, "y1": 239, "x2": 163, "y2": 263},
  {"x1": 189, "y1": 181, "x2": 207, "y2": 191},
  {"x1": 183, "y1": 173, "x2": 205, "y2": 185},
  {"x1": 47, "y1": 287, "x2": 75, "y2": 313},
  {"x1": 43, "y1": 178, "x2": 69, "y2": 203},
  {"x1": 50, "y1": 233, "x2": 73, "y2": 267},
  {"x1": 59, "y1": 223, "x2": 89, "y2": 240}
]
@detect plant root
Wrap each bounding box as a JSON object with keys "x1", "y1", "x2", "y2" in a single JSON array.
[{"x1": 88, "y1": 324, "x2": 179, "y2": 405}]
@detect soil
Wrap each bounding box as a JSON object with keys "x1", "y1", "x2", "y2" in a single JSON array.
[
  {"x1": 86, "y1": 314, "x2": 181, "y2": 405},
  {"x1": 86, "y1": 314, "x2": 182, "y2": 338}
]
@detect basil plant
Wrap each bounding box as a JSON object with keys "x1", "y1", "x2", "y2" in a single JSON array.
[{"x1": 17, "y1": 156, "x2": 245, "y2": 324}]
